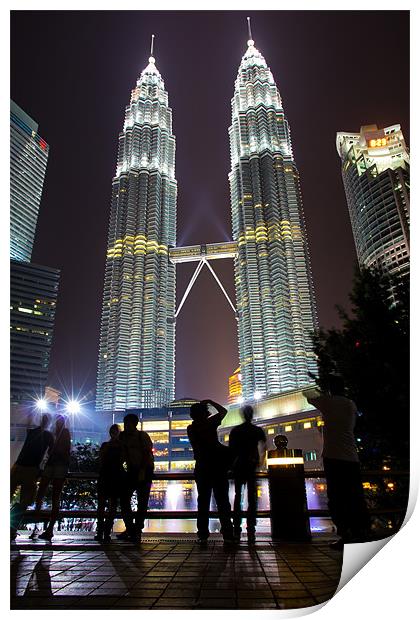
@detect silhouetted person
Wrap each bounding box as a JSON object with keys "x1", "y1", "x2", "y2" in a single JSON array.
[
  {"x1": 305, "y1": 375, "x2": 371, "y2": 549},
  {"x1": 95, "y1": 424, "x2": 126, "y2": 542},
  {"x1": 229, "y1": 405, "x2": 266, "y2": 542},
  {"x1": 118, "y1": 413, "x2": 154, "y2": 542},
  {"x1": 187, "y1": 399, "x2": 234, "y2": 543},
  {"x1": 10, "y1": 414, "x2": 54, "y2": 540},
  {"x1": 33, "y1": 414, "x2": 71, "y2": 541}
]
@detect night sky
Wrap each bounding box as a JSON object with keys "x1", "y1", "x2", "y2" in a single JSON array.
[{"x1": 10, "y1": 10, "x2": 410, "y2": 405}]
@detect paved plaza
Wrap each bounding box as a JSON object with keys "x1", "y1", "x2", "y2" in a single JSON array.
[{"x1": 11, "y1": 533, "x2": 343, "y2": 610}]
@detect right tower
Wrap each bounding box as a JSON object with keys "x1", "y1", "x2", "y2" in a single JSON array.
[{"x1": 229, "y1": 30, "x2": 318, "y2": 400}]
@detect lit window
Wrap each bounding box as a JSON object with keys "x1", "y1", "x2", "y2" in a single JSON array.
[
  {"x1": 154, "y1": 461, "x2": 169, "y2": 471},
  {"x1": 285, "y1": 425, "x2": 292, "y2": 432},
  {"x1": 143, "y1": 420, "x2": 169, "y2": 431},
  {"x1": 154, "y1": 448, "x2": 169, "y2": 457},
  {"x1": 303, "y1": 422, "x2": 311, "y2": 429},
  {"x1": 171, "y1": 420, "x2": 190, "y2": 430},
  {"x1": 148, "y1": 431, "x2": 169, "y2": 444},
  {"x1": 170, "y1": 461, "x2": 194, "y2": 471},
  {"x1": 267, "y1": 428, "x2": 275, "y2": 435}
]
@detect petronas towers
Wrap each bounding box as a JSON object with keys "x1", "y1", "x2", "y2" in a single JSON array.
[
  {"x1": 96, "y1": 29, "x2": 318, "y2": 411},
  {"x1": 96, "y1": 45, "x2": 177, "y2": 411},
  {"x1": 229, "y1": 35, "x2": 318, "y2": 398}
]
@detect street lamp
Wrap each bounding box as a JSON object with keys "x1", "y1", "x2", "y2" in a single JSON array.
[
  {"x1": 65, "y1": 399, "x2": 81, "y2": 415},
  {"x1": 35, "y1": 398, "x2": 48, "y2": 412}
]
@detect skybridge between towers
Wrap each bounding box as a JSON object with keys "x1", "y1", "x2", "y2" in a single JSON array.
[{"x1": 169, "y1": 241, "x2": 238, "y2": 319}]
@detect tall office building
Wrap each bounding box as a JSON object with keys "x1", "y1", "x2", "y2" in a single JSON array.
[
  {"x1": 10, "y1": 101, "x2": 60, "y2": 404},
  {"x1": 336, "y1": 124, "x2": 410, "y2": 279},
  {"x1": 10, "y1": 100, "x2": 49, "y2": 262},
  {"x1": 96, "y1": 47, "x2": 177, "y2": 411},
  {"x1": 229, "y1": 33, "x2": 318, "y2": 400},
  {"x1": 10, "y1": 260, "x2": 60, "y2": 403}
]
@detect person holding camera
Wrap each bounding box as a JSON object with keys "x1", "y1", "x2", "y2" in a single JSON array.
[{"x1": 187, "y1": 399, "x2": 234, "y2": 544}]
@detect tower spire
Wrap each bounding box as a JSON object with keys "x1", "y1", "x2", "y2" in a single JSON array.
[
  {"x1": 150, "y1": 33, "x2": 155, "y2": 58},
  {"x1": 247, "y1": 16, "x2": 254, "y2": 46}
]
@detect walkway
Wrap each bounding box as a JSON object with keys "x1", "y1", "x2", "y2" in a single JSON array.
[{"x1": 11, "y1": 533, "x2": 342, "y2": 610}]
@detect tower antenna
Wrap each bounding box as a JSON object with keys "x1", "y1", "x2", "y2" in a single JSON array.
[
  {"x1": 150, "y1": 34, "x2": 155, "y2": 57},
  {"x1": 247, "y1": 16, "x2": 253, "y2": 41}
]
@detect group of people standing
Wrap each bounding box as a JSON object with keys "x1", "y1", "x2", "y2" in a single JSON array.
[
  {"x1": 11, "y1": 414, "x2": 71, "y2": 541},
  {"x1": 10, "y1": 401, "x2": 266, "y2": 545},
  {"x1": 11, "y1": 377, "x2": 370, "y2": 549},
  {"x1": 94, "y1": 401, "x2": 266, "y2": 544},
  {"x1": 95, "y1": 413, "x2": 154, "y2": 542},
  {"x1": 187, "y1": 399, "x2": 266, "y2": 543}
]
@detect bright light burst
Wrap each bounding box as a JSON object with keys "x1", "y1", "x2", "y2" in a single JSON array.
[
  {"x1": 65, "y1": 399, "x2": 81, "y2": 415},
  {"x1": 35, "y1": 398, "x2": 48, "y2": 412}
]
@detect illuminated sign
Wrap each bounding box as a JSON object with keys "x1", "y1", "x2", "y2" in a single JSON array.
[
  {"x1": 267, "y1": 457, "x2": 304, "y2": 466},
  {"x1": 369, "y1": 137, "x2": 387, "y2": 148}
]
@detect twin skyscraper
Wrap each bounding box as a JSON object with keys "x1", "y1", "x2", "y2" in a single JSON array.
[{"x1": 96, "y1": 29, "x2": 318, "y2": 412}]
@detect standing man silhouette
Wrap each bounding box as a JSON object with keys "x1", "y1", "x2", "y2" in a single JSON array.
[
  {"x1": 118, "y1": 413, "x2": 154, "y2": 542},
  {"x1": 229, "y1": 405, "x2": 266, "y2": 542},
  {"x1": 33, "y1": 414, "x2": 72, "y2": 541},
  {"x1": 187, "y1": 399, "x2": 234, "y2": 543},
  {"x1": 95, "y1": 423, "x2": 126, "y2": 542},
  {"x1": 305, "y1": 375, "x2": 371, "y2": 549}
]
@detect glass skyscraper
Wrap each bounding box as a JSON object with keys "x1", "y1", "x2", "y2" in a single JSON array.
[
  {"x1": 10, "y1": 101, "x2": 59, "y2": 404},
  {"x1": 229, "y1": 35, "x2": 318, "y2": 400},
  {"x1": 96, "y1": 50, "x2": 177, "y2": 411},
  {"x1": 336, "y1": 124, "x2": 410, "y2": 279},
  {"x1": 10, "y1": 260, "x2": 60, "y2": 403},
  {"x1": 10, "y1": 100, "x2": 49, "y2": 262}
]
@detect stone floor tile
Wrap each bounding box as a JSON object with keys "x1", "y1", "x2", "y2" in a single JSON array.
[
  {"x1": 153, "y1": 598, "x2": 197, "y2": 607},
  {"x1": 237, "y1": 590, "x2": 274, "y2": 599},
  {"x1": 113, "y1": 597, "x2": 158, "y2": 607},
  {"x1": 195, "y1": 599, "x2": 237, "y2": 609},
  {"x1": 238, "y1": 601, "x2": 278, "y2": 609},
  {"x1": 279, "y1": 597, "x2": 317, "y2": 609},
  {"x1": 200, "y1": 589, "x2": 236, "y2": 598}
]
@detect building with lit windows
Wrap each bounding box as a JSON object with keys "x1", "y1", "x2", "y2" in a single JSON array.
[
  {"x1": 229, "y1": 31, "x2": 318, "y2": 401},
  {"x1": 10, "y1": 260, "x2": 60, "y2": 403},
  {"x1": 220, "y1": 388, "x2": 324, "y2": 470},
  {"x1": 96, "y1": 45, "x2": 177, "y2": 411},
  {"x1": 228, "y1": 367, "x2": 243, "y2": 405},
  {"x1": 10, "y1": 100, "x2": 49, "y2": 262},
  {"x1": 10, "y1": 101, "x2": 60, "y2": 405},
  {"x1": 336, "y1": 124, "x2": 410, "y2": 279}
]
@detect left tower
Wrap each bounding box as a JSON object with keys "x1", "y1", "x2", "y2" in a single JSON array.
[{"x1": 96, "y1": 43, "x2": 177, "y2": 411}]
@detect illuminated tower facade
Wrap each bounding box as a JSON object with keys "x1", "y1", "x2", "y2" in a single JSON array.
[
  {"x1": 96, "y1": 43, "x2": 177, "y2": 411},
  {"x1": 229, "y1": 30, "x2": 318, "y2": 400},
  {"x1": 336, "y1": 124, "x2": 410, "y2": 279}
]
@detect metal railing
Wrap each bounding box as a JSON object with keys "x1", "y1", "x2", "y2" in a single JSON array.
[{"x1": 20, "y1": 469, "x2": 409, "y2": 524}]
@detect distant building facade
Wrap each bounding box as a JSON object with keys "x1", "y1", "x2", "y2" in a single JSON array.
[
  {"x1": 220, "y1": 387, "x2": 324, "y2": 469},
  {"x1": 10, "y1": 260, "x2": 60, "y2": 403},
  {"x1": 336, "y1": 124, "x2": 410, "y2": 279},
  {"x1": 96, "y1": 50, "x2": 177, "y2": 411},
  {"x1": 10, "y1": 100, "x2": 49, "y2": 262}
]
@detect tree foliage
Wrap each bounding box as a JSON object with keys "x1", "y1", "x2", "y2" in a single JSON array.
[
  {"x1": 313, "y1": 266, "x2": 409, "y2": 467},
  {"x1": 60, "y1": 442, "x2": 100, "y2": 510}
]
